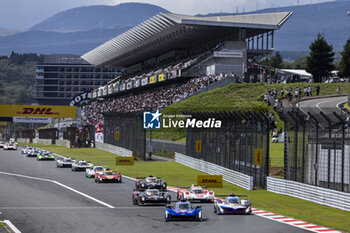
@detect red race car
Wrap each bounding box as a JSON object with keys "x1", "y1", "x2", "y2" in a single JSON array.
[{"x1": 95, "y1": 170, "x2": 122, "y2": 183}]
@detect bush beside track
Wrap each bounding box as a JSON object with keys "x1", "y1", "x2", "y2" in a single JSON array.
[{"x1": 20, "y1": 143, "x2": 350, "y2": 232}]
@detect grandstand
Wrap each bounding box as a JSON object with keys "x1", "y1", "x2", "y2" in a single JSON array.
[{"x1": 81, "y1": 11, "x2": 292, "y2": 125}]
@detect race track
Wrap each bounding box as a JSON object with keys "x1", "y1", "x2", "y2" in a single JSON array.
[{"x1": 0, "y1": 148, "x2": 310, "y2": 233}]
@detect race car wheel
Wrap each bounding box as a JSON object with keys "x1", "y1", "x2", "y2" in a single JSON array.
[
  {"x1": 132, "y1": 197, "x2": 137, "y2": 205},
  {"x1": 197, "y1": 211, "x2": 203, "y2": 221},
  {"x1": 214, "y1": 206, "x2": 217, "y2": 213}
]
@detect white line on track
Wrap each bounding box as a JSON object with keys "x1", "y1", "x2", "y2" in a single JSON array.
[
  {"x1": 0, "y1": 171, "x2": 115, "y2": 209},
  {"x1": 3, "y1": 220, "x2": 21, "y2": 233}
]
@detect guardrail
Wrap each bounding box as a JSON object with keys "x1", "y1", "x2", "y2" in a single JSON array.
[
  {"x1": 95, "y1": 142, "x2": 133, "y2": 157},
  {"x1": 175, "y1": 152, "x2": 253, "y2": 190},
  {"x1": 267, "y1": 177, "x2": 350, "y2": 211},
  {"x1": 55, "y1": 139, "x2": 71, "y2": 148},
  {"x1": 17, "y1": 138, "x2": 30, "y2": 144},
  {"x1": 147, "y1": 139, "x2": 186, "y2": 155},
  {"x1": 31, "y1": 139, "x2": 52, "y2": 145}
]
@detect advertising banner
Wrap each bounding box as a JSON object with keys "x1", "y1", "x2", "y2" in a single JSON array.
[
  {"x1": 197, "y1": 175, "x2": 223, "y2": 188},
  {"x1": 149, "y1": 76, "x2": 156, "y2": 84},
  {"x1": 158, "y1": 73, "x2": 165, "y2": 82},
  {"x1": 0, "y1": 105, "x2": 77, "y2": 118},
  {"x1": 141, "y1": 78, "x2": 148, "y2": 86},
  {"x1": 13, "y1": 117, "x2": 51, "y2": 124},
  {"x1": 115, "y1": 156, "x2": 134, "y2": 165}
]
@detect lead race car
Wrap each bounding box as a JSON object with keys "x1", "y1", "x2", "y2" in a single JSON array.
[
  {"x1": 132, "y1": 189, "x2": 171, "y2": 206},
  {"x1": 95, "y1": 170, "x2": 122, "y2": 183},
  {"x1": 177, "y1": 185, "x2": 215, "y2": 202},
  {"x1": 213, "y1": 193, "x2": 252, "y2": 215},
  {"x1": 164, "y1": 200, "x2": 202, "y2": 221},
  {"x1": 71, "y1": 160, "x2": 93, "y2": 172},
  {"x1": 27, "y1": 149, "x2": 41, "y2": 157},
  {"x1": 3, "y1": 142, "x2": 17, "y2": 150},
  {"x1": 135, "y1": 175, "x2": 167, "y2": 191}
]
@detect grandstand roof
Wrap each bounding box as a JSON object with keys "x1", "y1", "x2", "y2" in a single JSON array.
[{"x1": 81, "y1": 12, "x2": 292, "y2": 67}]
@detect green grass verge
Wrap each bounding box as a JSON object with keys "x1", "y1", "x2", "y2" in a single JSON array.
[
  {"x1": 345, "y1": 103, "x2": 350, "y2": 111},
  {"x1": 27, "y1": 144, "x2": 350, "y2": 232},
  {"x1": 151, "y1": 83, "x2": 350, "y2": 141},
  {"x1": 270, "y1": 142, "x2": 284, "y2": 167}
]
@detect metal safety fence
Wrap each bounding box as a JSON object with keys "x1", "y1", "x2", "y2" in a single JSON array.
[
  {"x1": 283, "y1": 108, "x2": 350, "y2": 193},
  {"x1": 185, "y1": 111, "x2": 270, "y2": 189},
  {"x1": 175, "y1": 152, "x2": 253, "y2": 190},
  {"x1": 103, "y1": 112, "x2": 146, "y2": 160}
]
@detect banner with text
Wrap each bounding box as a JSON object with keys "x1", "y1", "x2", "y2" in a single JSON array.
[{"x1": 0, "y1": 105, "x2": 77, "y2": 118}]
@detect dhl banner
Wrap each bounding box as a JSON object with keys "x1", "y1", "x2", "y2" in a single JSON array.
[
  {"x1": 0, "y1": 105, "x2": 77, "y2": 118},
  {"x1": 115, "y1": 156, "x2": 134, "y2": 165},
  {"x1": 197, "y1": 175, "x2": 223, "y2": 188}
]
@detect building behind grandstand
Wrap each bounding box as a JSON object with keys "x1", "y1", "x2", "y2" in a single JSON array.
[{"x1": 35, "y1": 54, "x2": 120, "y2": 105}]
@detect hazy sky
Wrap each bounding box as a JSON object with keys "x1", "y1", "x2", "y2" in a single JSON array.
[{"x1": 0, "y1": 0, "x2": 334, "y2": 30}]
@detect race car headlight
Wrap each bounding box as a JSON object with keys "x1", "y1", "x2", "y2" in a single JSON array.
[
  {"x1": 245, "y1": 207, "x2": 251, "y2": 213},
  {"x1": 142, "y1": 197, "x2": 145, "y2": 201},
  {"x1": 141, "y1": 184, "x2": 145, "y2": 187}
]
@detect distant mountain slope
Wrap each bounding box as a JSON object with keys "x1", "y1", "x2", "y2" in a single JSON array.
[
  {"x1": 0, "y1": 26, "x2": 131, "y2": 55},
  {"x1": 0, "y1": 27, "x2": 22, "y2": 37},
  {"x1": 30, "y1": 2, "x2": 169, "y2": 32}
]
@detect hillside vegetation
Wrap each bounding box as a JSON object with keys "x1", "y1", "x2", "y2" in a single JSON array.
[{"x1": 0, "y1": 52, "x2": 42, "y2": 104}]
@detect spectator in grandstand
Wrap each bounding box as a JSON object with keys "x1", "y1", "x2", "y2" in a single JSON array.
[{"x1": 81, "y1": 74, "x2": 227, "y2": 126}]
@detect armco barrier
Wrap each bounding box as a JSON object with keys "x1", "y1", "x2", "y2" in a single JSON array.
[
  {"x1": 267, "y1": 177, "x2": 350, "y2": 211},
  {"x1": 32, "y1": 139, "x2": 52, "y2": 145},
  {"x1": 175, "y1": 152, "x2": 253, "y2": 190},
  {"x1": 55, "y1": 139, "x2": 71, "y2": 148},
  {"x1": 95, "y1": 142, "x2": 132, "y2": 157},
  {"x1": 17, "y1": 138, "x2": 30, "y2": 144}
]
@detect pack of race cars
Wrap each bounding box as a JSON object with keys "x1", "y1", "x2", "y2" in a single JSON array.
[{"x1": 18, "y1": 145, "x2": 253, "y2": 221}]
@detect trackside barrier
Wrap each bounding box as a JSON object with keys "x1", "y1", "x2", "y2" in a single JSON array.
[
  {"x1": 95, "y1": 142, "x2": 133, "y2": 157},
  {"x1": 17, "y1": 138, "x2": 30, "y2": 144},
  {"x1": 30, "y1": 139, "x2": 52, "y2": 145},
  {"x1": 175, "y1": 152, "x2": 253, "y2": 190},
  {"x1": 267, "y1": 177, "x2": 350, "y2": 211},
  {"x1": 55, "y1": 139, "x2": 71, "y2": 148}
]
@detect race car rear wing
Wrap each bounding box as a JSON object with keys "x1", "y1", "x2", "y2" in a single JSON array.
[{"x1": 215, "y1": 194, "x2": 248, "y2": 197}]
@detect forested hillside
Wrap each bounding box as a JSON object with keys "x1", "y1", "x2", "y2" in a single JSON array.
[{"x1": 0, "y1": 52, "x2": 42, "y2": 104}]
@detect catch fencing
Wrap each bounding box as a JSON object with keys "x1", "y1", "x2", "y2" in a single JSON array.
[
  {"x1": 95, "y1": 142, "x2": 132, "y2": 157},
  {"x1": 175, "y1": 152, "x2": 253, "y2": 190},
  {"x1": 103, "y1": 112, "x2": 146, "y2": 160},
  {"x1": 185, "y1": 111, "x2": 270, "y2": 189},
  {"x1": 283, "y1": 107, "x2": 350, "y2": 193},
  {"x1": 147, "y1": 139, "x2": 186, "y2": 155},
  {"x1": 267, "y1": 176, "x2": 350, "y2": 211}
]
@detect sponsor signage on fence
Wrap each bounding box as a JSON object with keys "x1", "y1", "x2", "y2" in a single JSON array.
[
  {"x1": 213, "y1": 50, "x2": 243, "y2": 58},
  {"x1": 149, "y1": 76, "x2": 156, "y2": 84},
  {"x1": 197, "y1": 175, "x2": 223, "y2": 188},
  {"x1": 115, "y1": 131, "x2": 120, "y2": 141},
  {"x1": 115, "y1": 156, "x2": 134, "y2": 165},
  {"x1": 254, "y1": 149, "x2": 263, "y2": 165},
  {"x1": 0, "y1": 105, "x2": 77, "y2": 118},
  {"x1": 13, "y1": 117, "x2": 51, "y2": 124},
  {"x1": 195, "y1": 140, "x2": 202, "y2": 153}
]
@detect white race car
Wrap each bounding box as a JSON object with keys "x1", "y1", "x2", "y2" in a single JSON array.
[
  {"x1": 22, "y1": 146, "x2": 33, "y2": 154},
  {"x1": 3, "y1": 143, "x2": 17, "y2": 150},
  {"x1": 214, "y1": 194, "x2": 252, "y2": 215},
  {"x1": 56, "y1": 157, "x2": 75, "y2": 168},
  {"x1": 177, "y1": 185, "x2": 215, "y2": 203},
  {"x1": 85, "y1": 165, "x2": 106, "y2": 178},
  {"x1": 0, "y1": 141, "x2": 5, "y2": 148},
  {"x1": 71, "y1": 160, "x2": 93, "y2": 172}
]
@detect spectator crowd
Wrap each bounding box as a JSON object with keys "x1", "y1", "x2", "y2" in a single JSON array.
[{"x1": 82, "y1": 74, "x2": 230, "y2": 126}]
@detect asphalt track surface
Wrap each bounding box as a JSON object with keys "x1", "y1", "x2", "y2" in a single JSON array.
[
  {"x1": 298, "y1": 96, "x2": 348, "y2": 124},
  {"x1": 0, "y1": 149, "x2": 310, "y2": 233}
]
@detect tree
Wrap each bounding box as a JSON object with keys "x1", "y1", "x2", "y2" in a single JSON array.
[
  {"x1": 271, "y1": 51, "x2": 283, "y2": 68},
  {"x1": 306, "y1": 33, "x2": 335, "y2": 83},
  {"x1": 339, "y1": 40, "x2": 350, "y2": 78}
]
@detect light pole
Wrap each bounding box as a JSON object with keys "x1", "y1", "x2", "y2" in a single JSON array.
[{"x1": 269, "y1": 48, "x2": 274, "y2": 91}]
